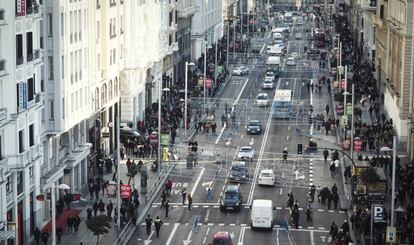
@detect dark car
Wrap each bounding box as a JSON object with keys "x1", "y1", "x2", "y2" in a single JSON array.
[
  {"x1": 246, "y1": 120, "x2": 262, "y2": 135},
  {"x1": 220, "y1": 185, "x2": 242, "y2": 212},
  {"x1": 229, "y1": 162, "x2": 249, "y2": 183}
]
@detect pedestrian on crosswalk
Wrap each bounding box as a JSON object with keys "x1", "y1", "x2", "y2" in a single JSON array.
[
  {"x1": 323, "y1": 148, "x2": 329, "y2": 161},
  {"x1": 327, "y1": 192, "x2": 332, "y2": 210},
  {"x1": 332, "y1": 192, "x2": 339, "y2": 209},
  {"x1": 145, "y1": 215, "x2": 153, "y2": 235},
  {"x1": 165, "y1": 200, "x2": 170, "y2": 218},
  {"x1": 154, "y1": 216, "x2": 163, "y2": 238},
  {"x1": 306, "y1": 205, "x2": 312, "y2": 222},
  {"x1": 187, "y1": 193, "x2": 193, "y2": 210},
  {"x1": 311, "y1": 83, "x2": 315, "y2": 93},
  {"x1": 181, "y1": 188, "x2": 187, "y2": 205},
  {"x1": 330, "y1": 161, "x2": 336, "y2": 177}
]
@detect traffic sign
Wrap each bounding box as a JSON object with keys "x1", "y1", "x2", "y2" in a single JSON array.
[
  {"x1": 386, "y1": 226, "x2": 396, "y2": 243},
  {"x1": 373, "y1": 204, "x2": 385, "y2": 222}
]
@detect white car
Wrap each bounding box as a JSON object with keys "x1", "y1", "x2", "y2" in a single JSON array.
[
  {"x1": 295, "y1": 33, "x2": 302, "y2": 39},
  {"x1": 256, "y1": 93, "x2": 269, "y2": 107},
  {"x1": 264, "y1": 72, "x2": 275, "y2": 82},
  {"x1": 258, "y1": 169, "x2": 275, "y2": 186},
  {"x1": 262, "y1": 80, "x2": 274, "y2": 90},
  {"x1": 237, "y1": 146, "x2": 255, "y2": 162},
  {"x1": 286, "y1": 57, "x2": 296, "y2": 66},
  {"x1": 233, "y1": 66, "x2": 249, "y2": 75}
]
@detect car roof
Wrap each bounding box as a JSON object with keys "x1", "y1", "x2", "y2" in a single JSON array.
[
  {"x1": 214, "y1": 231, "x2": 230, "y2": 239},
  {"x1": 250, "y1": 120, "x2": 260, "y2": 124},
  {"x1": 252, "y1": 199, "x2": 273, "y2": 206},
  {"x1": 231, "y1": 161, "x2": 246, "y2": 166},
  {"x1": 240, "y1": 146, "x2": 252, "y2": 150},
  {"x1": 288, "y1": 57, "x2": 295, "y2": 60},
  {"x1": 257, "y1": 93, "x2": 268, "y2": 97}
]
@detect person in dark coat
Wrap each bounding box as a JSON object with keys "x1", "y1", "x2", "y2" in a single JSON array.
[
  {"x1": 145, "y1": 215, "x2": 153, "y2": 235},
  {"x1": 341, "y1": 220, "x2": 350, "y2": 234},
  {"x1": 327, "y1": 191, "x2": 332, "y2": 210},
  {"x1": 67, "y1": 216, "x2": 73, "y2": 232},
  {"x1": 333, "y1": 192, "x2": 339, "y2": 209},
  {"x1": 34, "y1": 227, "x2": 41, "y2": 245},
  {"x1": 93, "y1": 201, "x2": 99, "y2": 216},
  {"x1": 41, "y1": 230, "x2": 49, "y2": 245},
  {"x1": 56, "y1": 226, "x2": 63, "y2": 243},
  {"x1": 87, "y1": 207, "x2": 93, "y2": 220},
  {"x1": 74, "y1": 215, "x2": 81, "y2": 232},
  {"x1": 98, "y1": 199, "x2": 105, "y2": 214},
  {"x1": 106, "y1": 201, "x2": 114, "y2": 219}
]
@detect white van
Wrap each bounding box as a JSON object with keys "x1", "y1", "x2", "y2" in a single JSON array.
[{"x1": 250, "y1": 199, "x2": 275, "y2": 229}]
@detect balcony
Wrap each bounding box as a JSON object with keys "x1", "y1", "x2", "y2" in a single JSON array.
[
  {"x1": 177, "y1": 5, "x2": 197, "y2": 19},
  {"x1": 169, "y1": 23, "x2": 178, "y2": 32},
  {"x1": 34, "y1": 5, "x2": 40, "y2": 14},
  {"x1": 171, "y1": 42, "x2": 179, "y2": 52},
  {"x1": 27, "y1": 52, "x2": 34, "y2": 62},
  {"x1": 16, "y1": 57, "x2": 24, "y2": 66},
  {"x1": 7, "y1": 145, "x2": 41, "y2": 171},
  {"x1": 64, "y1": 144, "x2": 91, "y2": 169},
  {"x1": 26, "y1": 7, "x2": 34, "y2": 15},
  {"x1": 40, "y1": 164, "x2": 66, "y2": 190},
  {"x1": 360, "y1": 0, "x2": 377, "y2": 11}
]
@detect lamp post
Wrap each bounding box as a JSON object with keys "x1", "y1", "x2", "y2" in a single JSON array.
[
  {"x1": 51, "y1": 183, "x2": 70, "y2": 245},
  {"x1": 214, "y1": 41, "x2": 218, "y2": 88},
  {"x1": 203, "y1": 37, "x2": 207, "y2": 117},
  {"x1": 184, "y1": 61, "x2": 195, "y2": 139},
  {"x1": 343, "y1": 65, "x2": 348, "y2": 139}
]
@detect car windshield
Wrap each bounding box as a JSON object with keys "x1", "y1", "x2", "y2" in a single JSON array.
[
  {"x1": 249, "y1": 121, "x2": 260, "y2": 126},
  {"x1": 240, "y1": 148, "x2": 251, "y2": 152},
  {"x1": 257, "y1": 95, "x2": 268, "y2": 100},
  {"x1": 213, "y1": 239, "x2": 230, "y2": 245},
  {"x1": 266, "y1": 73, "x2": 274, "y2": 77},
  {"x1": 224, "y1": 192, "x2": 238, "y2": 200},
  {"x1": 261, "y1": 172, "x2": 273, "y2": 177},
  {"x1": 231, "y1": 164, "x2": 246, "y2": 171}
]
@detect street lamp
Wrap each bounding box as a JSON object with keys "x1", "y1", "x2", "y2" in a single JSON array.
[
  {"x1": 203, "y1": 39, "x2": 212, "y2": 117},
  {"x1": 51, "y1": 183, "x2": 70, "y2": 245},
  {"x1": 184, "y1": 61, "x2": 195, "y2": 139}
]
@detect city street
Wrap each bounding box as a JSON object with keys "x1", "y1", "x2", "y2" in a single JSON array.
[{"x1": 128, "y1": 14, "x2": 347, "y2": 245}]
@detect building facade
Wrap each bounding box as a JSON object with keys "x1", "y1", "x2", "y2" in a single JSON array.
[{"x1": 0, "y1": 0, "x2": 44, "y2": 243}]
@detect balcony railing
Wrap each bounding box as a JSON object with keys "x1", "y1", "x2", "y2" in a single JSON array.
[
  {"x1": 0, "y1": 108, "x2": 6, "y2": 123},
  {"x1": 34, "y1": 5, "x2": 40, "y2": 14},
  {"x1": 26, "y1": 7, "x2": 34, "y2": 15},
  {"x1": 27, "y1": 53, "x2": 34, "y2": 62},
  {"x1": 177, "y1": 5, "x2": 197, "y2": 19},
  {"x1": 34, "y1": 49, "x2": 40, "y2": 59},
  {"x1": 16, "y1": 57, "x2": 24, "y2": 66}
]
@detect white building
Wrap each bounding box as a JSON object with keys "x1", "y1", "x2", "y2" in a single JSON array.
[
  {"x1": 0, "y1": 0, "x2": 44, "y2": 243},
  {"x1": 191, "y1": 0, "x2": 223, "y2": 60}
]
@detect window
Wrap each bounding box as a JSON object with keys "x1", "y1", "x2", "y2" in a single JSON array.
[
  {"x1": 70, "y1": 52, "x2": 73, "y2": 83},
  {"x1": 16, "y1": 34, "x2": 23, "y2": 65},
  {"x1": 18, "y1": 130, "x2": 24, "y2": 153},
  {"x1": 49, "y1": 100, "x2": 54, "y2": 120},
  {"x1": 61, "y1": 13, "x2": 64, "y2": 37},
  {"x1": 80, "y1": 88, "x2": 83, "y2": 107},
  {"x1": 169, "y1": 34, "x2": 172, "y2": 46},
  {"x1": 26, "y1": 32, "x2": 33, "y2": 61},
  {"x1": 16, "y1": 83, "x2": 20, "y2": 111},
  {"x1": 101, "y1": 84, "x2": 107, "y2": 105},
  {"x1": 6, "y1": 176, "x2": 11, "y2": 193},
  {"x1": 29, "y1": 166, "x2": 33, "y2": 177},
  {"x1": 29, "y1": 124, "x2": 35, "y2": 146},
  {"x1": 48, "y1": 56, "x2": 54, "y2": 80},
  {"x1": 48, "y1": 14, "x2": 53, "y2": 36},
  {"x1": 71, "y1": 93, "x2": 74, "y2": 112},
  {"x1": 0, "y1": 135, "x2": 2, "y2": 160},
  {"x1": 17, "y1": 172, "x2": 23, "y2": 194},
  {"x1": 75, "y1": 91, "x2": 78, "y2": 110},
  {"x1": 97, "y1": 0, "x2": 101, "y2": 8},
  {"x1": 114, "y1": 78, "x2": 118, "y2": 97},
  {"x1": 61, "y1": 55, "x2": 64, "y2": 79},
  {"x1": 97, "y1": 21, "x2": 100, "y2": 41},
  {"x1": 169, "y1": 12, "x2": 173, "y2": 26},
  {"x1": 28, "y1": 78, "x2": 35, "y2": 101},
  {"x1": 380, "y1": 5, "x2": 385, "y2": 19},
  {"x1": 109, "y1": 81, "x2": 113, "y2": 100},
  {"x1": 62, "y1": 98, "x2": 65, "y2": 119}
]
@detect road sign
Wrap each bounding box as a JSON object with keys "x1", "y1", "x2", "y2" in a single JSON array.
[
  {"x1": 373, "y1": 204, "x2": 385, "y2": 222},
  {"x1": 386, "y1": 226, "x2": 396, "y2": 243},
  {"x1": 120, "y1": 184, "x2": 132, "y2": 199}
]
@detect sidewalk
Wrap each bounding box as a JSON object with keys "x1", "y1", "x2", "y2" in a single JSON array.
[{"x1": 32, "y1": 157, "x2": 161, "y2": 245}]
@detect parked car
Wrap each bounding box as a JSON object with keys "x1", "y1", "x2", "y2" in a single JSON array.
[
  {"x1": 246, "y1": 120, "x2": 262, "y2": 135},
  {"x1": 256, "y1": 93, "x2": 269, "y2": 107},
  {"x1": 295, "y1": 33, "x2": 302, "y2": 39},
  {"x1": 286, "y1": 57, "x2": 296, "y2": 66},
  {"x1": 232, "y1": 66, "x2": 249, "y2": 75},
  {"x1": 220, "y1": 185, "x2": 243, "y2": 212},
  {"x1": 262, "y1": 80, "x2": 274, "y2": 90},
  {"x1": 237, "y1": 146, "x2": 255, "y2": 162},
  {"x1": 250, "y1": 199, "x2": 275, "y2": 229},
  {"x1": 258, "y1": 169, "x2": 275, "y2": 186},
  {"x1": 209, "y1": 231, "x2": 235, "y2": 245},
  {"x1": 290, "y1": 52, "x2": 300, "y2": 59}
]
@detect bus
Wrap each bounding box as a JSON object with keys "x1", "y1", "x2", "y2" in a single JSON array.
[
  {"x1": 272, "y1": 89, "x2": 293, "y2": 118},
  {"x1": 314, "y1": 29, "x2": 326, "y2": 47},
  {"x1": 284, "y1": 12, "x2": 293, "y2": 26},
  {"x1": 266, "y1": 56, "x2": 281, "y2": 76}
]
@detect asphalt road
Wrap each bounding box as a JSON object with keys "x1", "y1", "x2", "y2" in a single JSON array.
[{"x1": 128, "y1": 14, "x2": 346, "y2": 245}]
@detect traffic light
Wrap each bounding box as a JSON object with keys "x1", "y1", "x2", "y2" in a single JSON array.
[{"x1": 297, "y1": 144, "x2": 303, "y2": 154}]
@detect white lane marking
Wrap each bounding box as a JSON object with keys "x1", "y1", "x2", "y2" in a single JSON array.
[
  {"x1": 276, "y1": 229, "x2": 280, "y2": 245},
  {"x1": 238, "y1": 227, "x2": 246, "y2": 245},
  {"x1": 165, "y1": 223, "x2": 180, "y2": 245},
  {"x1": 191, "y1": 167, "x2": 205, "y2": 197},
  {"x1": 310, "y1": 230, "x2": 315, "y2": 245},
  {"x1": 260, "y1": 43, "x2": 266, "y2": 54},
  {"x1": 247, "y1": 79, "x2": 280, "y2": 205},
  {"x1": 183, "y1": 229, "x2": 193, "y2": 245},
  {"x1": 309, "y1": 78, "x2": 314, "y2": 136},
  {"x1": 204, "y1": 209, "x2": 210, "y2": 223},
  {"x1": 144, "y1": 231, "x2": 154, "y2": 243},
  {"x1": 215, "y1": 123, "x2": 227, "y2": 144},
  {"x1": 280, "y1": 188, "x2": 283, "y2": 195}
]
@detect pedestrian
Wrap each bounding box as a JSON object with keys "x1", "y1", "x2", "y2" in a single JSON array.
[
  {"x1": 341, "y1": 220, "x2": 350, "y2": 235},
  {"x1": 88, "y1": 182, "x2": 94, "y2": 200},
  {"x1": 165, "y1": 200, "x2": 170, "y2": 218},
  {"x1": 161, "y1": 190, "x2": 167, "y2": 207},
  {"x1": 330, "y1": 222, "x2": 338, "y2": 239},
  {"x1": 34, "y1": 227, "x2": 41, "y2": 245},
  {"x1": 325, "y1": 104, "x2": 330, "y2": 116},
  {"x1": 323, "y1": 148, "x2": 329, "y2": 161},
  {"x1": 145, "y1": 215, "x2": 153, "y2": 235},
  {"x1": 181, "y1": 188, "x2": 187, "y2": 205},
  {"x1": 221, "y1": 114, "x2": 226, "y2": 127},
  {"x1": 331, "y1": 183, "x2": 338, "y2": 195},
  {"x1": 329, "y1": 161, "x2": 336, "y2": 177},
  {"x1": 334, "y1": 159, "x2": 340, "y2": 173},
  {"x1": 56, "y1": 226, "x2": 63, "y2": 243},
  {"x1": 94, "y1": 183, "x2": 100, "y2": 200},
  {"x1": 333, "y1": 192, "x2": 339, "y2": 209},
  {"x1": 74, "y1": 215, "x2": 81, "y2": 232},
  {"x1": 93, "y1": 201, "x2": 99, "y2": 216},
  {"x1": 306, "y1": 205, "x2": 312, "y2": 222},
  {"x1": 154, "y1": 216, "x2": 163, "y2": 238},
  {"x1": 87, "y1": 207, "x2": 93, "y2": 220},
  {"x1": 311, "y1": 83, "x2": 314, "y2": 93},
  {"x1": 107, "y1": 200, "x2": 114, "y2": 219},
  {"x1": 98, "y1": 199, "x2": 105, "y2": 214},
  {"x1": 327, "y1": 192, "x2": 332, "y2": 210},
  {"x1": 41, "y1": 230, "x2": 49, "y2": 245},
  {"x1": 187, "y1": 193, "x2": 193, "y2": 210}
]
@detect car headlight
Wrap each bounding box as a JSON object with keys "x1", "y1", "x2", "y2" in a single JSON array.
[
  {"x1": 259, "y1": 178, "x2": 262, "y2": 181},
  {"x1": 257, "y1": 128, "x2": 261, "y2": 131},
  {"x1": 247, "y1": 128, "x2": 250, "y2": 131}
]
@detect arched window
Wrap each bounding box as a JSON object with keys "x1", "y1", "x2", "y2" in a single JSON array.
[
  {"x1": 114, "y1": 77, "x2": 118, "y2": 97},
  {"x1": 94, "y1": 88, "x2": 100, "y2": 110},
  {"x1": 101, "y1": 83, "x2": 107, "y2": 105},
  {"x1": 108, "y1": 80, "x2": 113, "y2": 100}
]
